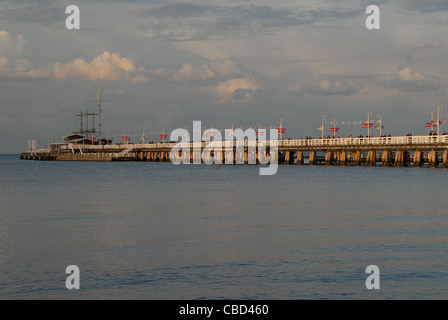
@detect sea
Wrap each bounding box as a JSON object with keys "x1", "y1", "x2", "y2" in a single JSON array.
[{"x1": 1, "y1": 153, "x2": 448, "y2": 300}]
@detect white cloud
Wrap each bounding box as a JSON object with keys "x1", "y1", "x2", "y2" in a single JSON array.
[
  {"x1": 0, "y1": 51, "x2": 149, "y2": 83},
  {"x1": 173, "y1": 63, "x2": 215, "y2": 82},
  {"x1": 173, "y1": 59, "x2": 246, "y2": 82},
  {"x1": 0, "y1": 57, "x2": 51, "y2": 79},
  {"x1": 53, "y1": 51, "x2": 149, "y2": 83},
  {"x1": 198, "y1": 77, "x2": 262, "y2": 105},
  {"x1": 389, "y1": 67, "x2": 444, "y2": 92},
  {"x1": 0, "y1": 30, "x2": 24, "y2": 56},
  {"x1": 0, "y1": 56, "x2": 8, "y2": 71}
]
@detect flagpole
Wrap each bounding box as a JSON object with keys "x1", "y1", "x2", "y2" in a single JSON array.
[
  {"x1": 367, "y1": 112, "x2": 373, "y2": 137},
  {"x1": 330, "y1": 118, "x2": 336, "y2": 138},
  {"x1": 377, "y1": 115, "x2": 382, "y2": 136},
  {"x1": 322, "y1": 115, "x2": 326, "y2": 139},
  {"x1": 437, "y1": 106, "x2": 444, "y2": 136}
]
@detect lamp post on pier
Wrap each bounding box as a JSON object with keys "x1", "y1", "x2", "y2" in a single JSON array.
[
  {"x1": 330, "y1": 118, "x2": 337, "y2": 138},
  {"x1": 376, "y1": 115, "x2": 383, "y2": 136},
  {"x1": 321, "y1": 115, "x2": 327, "y2": 139},
  {"x1": 428, "y1": 111, "x2": 434, "y2": 134},
  {"x1": 367, "y1": 112, "x2": 373, "y2": 137},
  {"x1": 437, "y1": 106, "x2": 445, "y2": 136}
]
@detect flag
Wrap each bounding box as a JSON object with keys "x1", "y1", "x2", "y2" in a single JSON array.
[{"x1": 329, "y1": 128, "x2": 340, "y2": 132}]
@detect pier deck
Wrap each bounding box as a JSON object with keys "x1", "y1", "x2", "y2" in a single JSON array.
[{"x1": 20, "y1": 135, "x2": 448, "y2": 167}]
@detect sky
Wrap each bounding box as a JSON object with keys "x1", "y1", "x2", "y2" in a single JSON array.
[{"x1": 1, "y1": 0, "x2": 448, "y2": 153}]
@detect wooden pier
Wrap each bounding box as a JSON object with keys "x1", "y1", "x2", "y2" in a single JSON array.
[{"x1": 20, "y1": 135, "x2": 448, "y2": 168}]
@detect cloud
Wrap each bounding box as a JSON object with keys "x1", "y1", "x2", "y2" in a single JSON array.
[
  {"x1": 398, "y1": 0, "x2": 448, "y2": 13},
  {"x1": 149, "y1": 3, "x2": 211, "y2": 18},
  {"x1": 172, "y1": 58, "x2": 262, "y2": 104},
  {"x1": 53, "y1": 51, "x2": 149, "y2": 83},
  {"x1": 299, "y1": 77, "x2": 358, "y2": 96},
  {"x1": 0, "y1": 57, "x2": 51, "y2": 79},
  {"x1": 173, "y1": 63, "x2": 215, "y2": 82},
  {"x1": 0, "y1": 51, "x2": 150, "y2": 83},
  {"x1": 137, "y1": 3, "x2": 362, "y2": 41},
  {"x1": 0, "y1": 57, "x2": 8, "y2": 70},
  {"x1": 0, "y1": 1, "x2": 64, "y2": 26},
  {"x1": 173, "y1": 58, "x2": 247, "y2": 82},
  {"x1": 388, "y1": 67, "x2": 444, "y2": 92},
  {"x1": 0, "y1": 30, "x2": 25, "y2": 56},
  {"x1": 198, "y1": 77, "x2": 261, "y2": 105}
]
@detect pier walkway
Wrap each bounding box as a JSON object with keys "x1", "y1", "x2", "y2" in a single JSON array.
[{"x1": 20, "y1": 135, "x2": 448, "y2": 167}]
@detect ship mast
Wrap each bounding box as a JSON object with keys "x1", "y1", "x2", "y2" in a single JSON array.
[
  {"x1": 77, "y1": 111, "x2": 84, "y2": 135},
  {"x1": 97, "y1": 77, "x2": 102, "y2": 143}
]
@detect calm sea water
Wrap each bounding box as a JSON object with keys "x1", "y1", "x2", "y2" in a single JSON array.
[{"x1": 1, "y1": 154, "x2": 448, "y2": 299}]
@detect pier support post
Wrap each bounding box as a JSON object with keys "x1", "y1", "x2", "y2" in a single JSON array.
[
  {"x1": 181, "y1": 149, "x2": 189, "y2": 163},
  {"x1": 395, "y1": 150, "x2": 402, "y2": 166},
  {"x1": 193, "y1": 151, "x2": 202, "y2": 164},
  {"x1": 367, "y1": 150, "x2": 376, "y2": 166},
  {"x1": 296, "y1": 151, "x2": 303, "y2": 165},
  {"x1": 325, "y1": 151, "x2": 334, "y2": 165},
  {"x1": 309, "y1": 151, "x2": 317, "y2": 165},
  {"x1": 226, "y1": 149, "x2": 235, "y2": 164},
  {"x1": 248, "y1": 150, "x2": 256, "y2": 164},
  {"x1": 337, "y1": 150, "x2": 346, "y2": 166},
  {"x1": 414, "y1": 150, "x2": 422, "y2": 167},
  {"x1": 354, "y1": 150, "x2": 362, "y2": 166},
  {"x1": 428, "y1": 149, "x2": 439, "y2": 167},
  {"x1": 215, "y1": 149, "x2": 223, "y2": 164},
  {"x1": 382, "y1": 150, "x2": 392, "y2": 166},
  {"x1": 285, "y1": 151, "x2": 290, "y2": 164},
  {"x1": 443, "y1": 149, "x2": 448, "y2": 168}
]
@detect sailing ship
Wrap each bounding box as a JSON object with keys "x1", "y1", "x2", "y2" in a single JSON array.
[{"x1": 49, "y1": 78, "x2": 112, "y2": 150}]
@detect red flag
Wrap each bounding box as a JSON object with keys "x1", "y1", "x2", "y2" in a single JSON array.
[
  {"x1": 329, "y1": 128, "x2": 340, "y2": 132},
  {"x1": 362, "y1": 123, "x2": 374, "y2": 129},
  {"x1": 276, "y1": 128, "x2": 286, "y2": 133},
  {"x1": 159, "y1": 134, "x2": 168, "y2": 140}
]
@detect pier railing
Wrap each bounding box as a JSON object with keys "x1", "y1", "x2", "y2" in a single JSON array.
[
  {"x1": 60, "y1": 135, "x2": 448, "y2": 152},
  {"x1": 279, "y1": 135, "x2": 448, "y2": 148}
]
